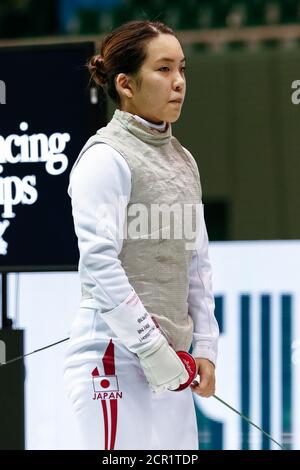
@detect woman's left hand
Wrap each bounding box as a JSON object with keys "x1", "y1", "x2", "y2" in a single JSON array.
[{"x1": 190, "y1": 358, "x2": 216, "y2": 398}]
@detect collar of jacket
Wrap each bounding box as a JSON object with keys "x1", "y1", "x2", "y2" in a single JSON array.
[{"x1": 111, "y1": 108, "x2": 172, "y2": 147}]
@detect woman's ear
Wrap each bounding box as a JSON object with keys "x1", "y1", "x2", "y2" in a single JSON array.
[{"x1": 115, "y1": 73, "x2": 134, "y2": 100}]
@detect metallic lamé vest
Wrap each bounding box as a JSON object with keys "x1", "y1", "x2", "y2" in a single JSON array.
[{"x1": 71, "y1": 109, "x2": 202, "y2": 351}]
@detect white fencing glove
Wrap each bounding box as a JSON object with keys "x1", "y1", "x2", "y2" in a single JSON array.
[
  {"x1": 137, "y1": 334, "x2": 189, "y2": 393},
  {"x1": 100, "y1": 289, "x2": 189, "y2": 393}
]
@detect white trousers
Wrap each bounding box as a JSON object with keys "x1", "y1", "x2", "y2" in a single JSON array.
[{"x1": 64, "y1": 304, "x2": 199, "y2": 450}]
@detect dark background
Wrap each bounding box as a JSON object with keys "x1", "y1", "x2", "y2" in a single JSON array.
[{"x1": 0, "y1": 42, "x2": 107, "y2": 271}]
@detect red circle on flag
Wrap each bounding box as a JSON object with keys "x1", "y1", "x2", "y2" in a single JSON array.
[{"x1": 100, "y1": 379, "x2": 110, "y2": 388}]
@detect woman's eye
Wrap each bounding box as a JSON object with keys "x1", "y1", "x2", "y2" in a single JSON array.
[{"x1": 158, "y1": 66, "x2": 186, "y2": 73}]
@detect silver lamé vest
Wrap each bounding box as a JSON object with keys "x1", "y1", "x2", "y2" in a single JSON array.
[{"x1": 72, "y1": 109, "x2": 202, "y2": 351}]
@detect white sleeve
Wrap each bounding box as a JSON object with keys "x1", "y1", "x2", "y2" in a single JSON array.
[
  {"x1": 69, "y1": 143, "x2": 136, "y2": 311},
  {"x1": 188, "y1": 204, "x2": 219, "y2": 366},
  {"x1": 69, "y1": 143, "x2": 163, "y2": 352}
]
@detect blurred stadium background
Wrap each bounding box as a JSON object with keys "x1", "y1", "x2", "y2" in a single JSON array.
[{"x1": 0, "y1": 0, "x2": 300, "y2": 451}]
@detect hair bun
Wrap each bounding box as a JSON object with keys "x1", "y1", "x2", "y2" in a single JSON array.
[
  {"x1": 89, "y1": 54, "x2": 107, "y2": 86},
  {"x1": 95, "y1": 55, "x2": 104, "y2": 67}
]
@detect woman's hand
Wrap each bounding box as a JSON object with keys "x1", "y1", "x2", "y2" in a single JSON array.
[{"x1": 191, "y1": 358, "x2": 216, "y2": 398}]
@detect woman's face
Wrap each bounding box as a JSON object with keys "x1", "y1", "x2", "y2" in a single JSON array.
[{"x1": 119, "y1": 34, "x2": 186, "y2": 124}]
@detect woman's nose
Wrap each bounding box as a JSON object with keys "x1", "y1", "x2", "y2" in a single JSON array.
[{"x1": 173, "y1": 72, "x2": 185, "y2": 90}]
